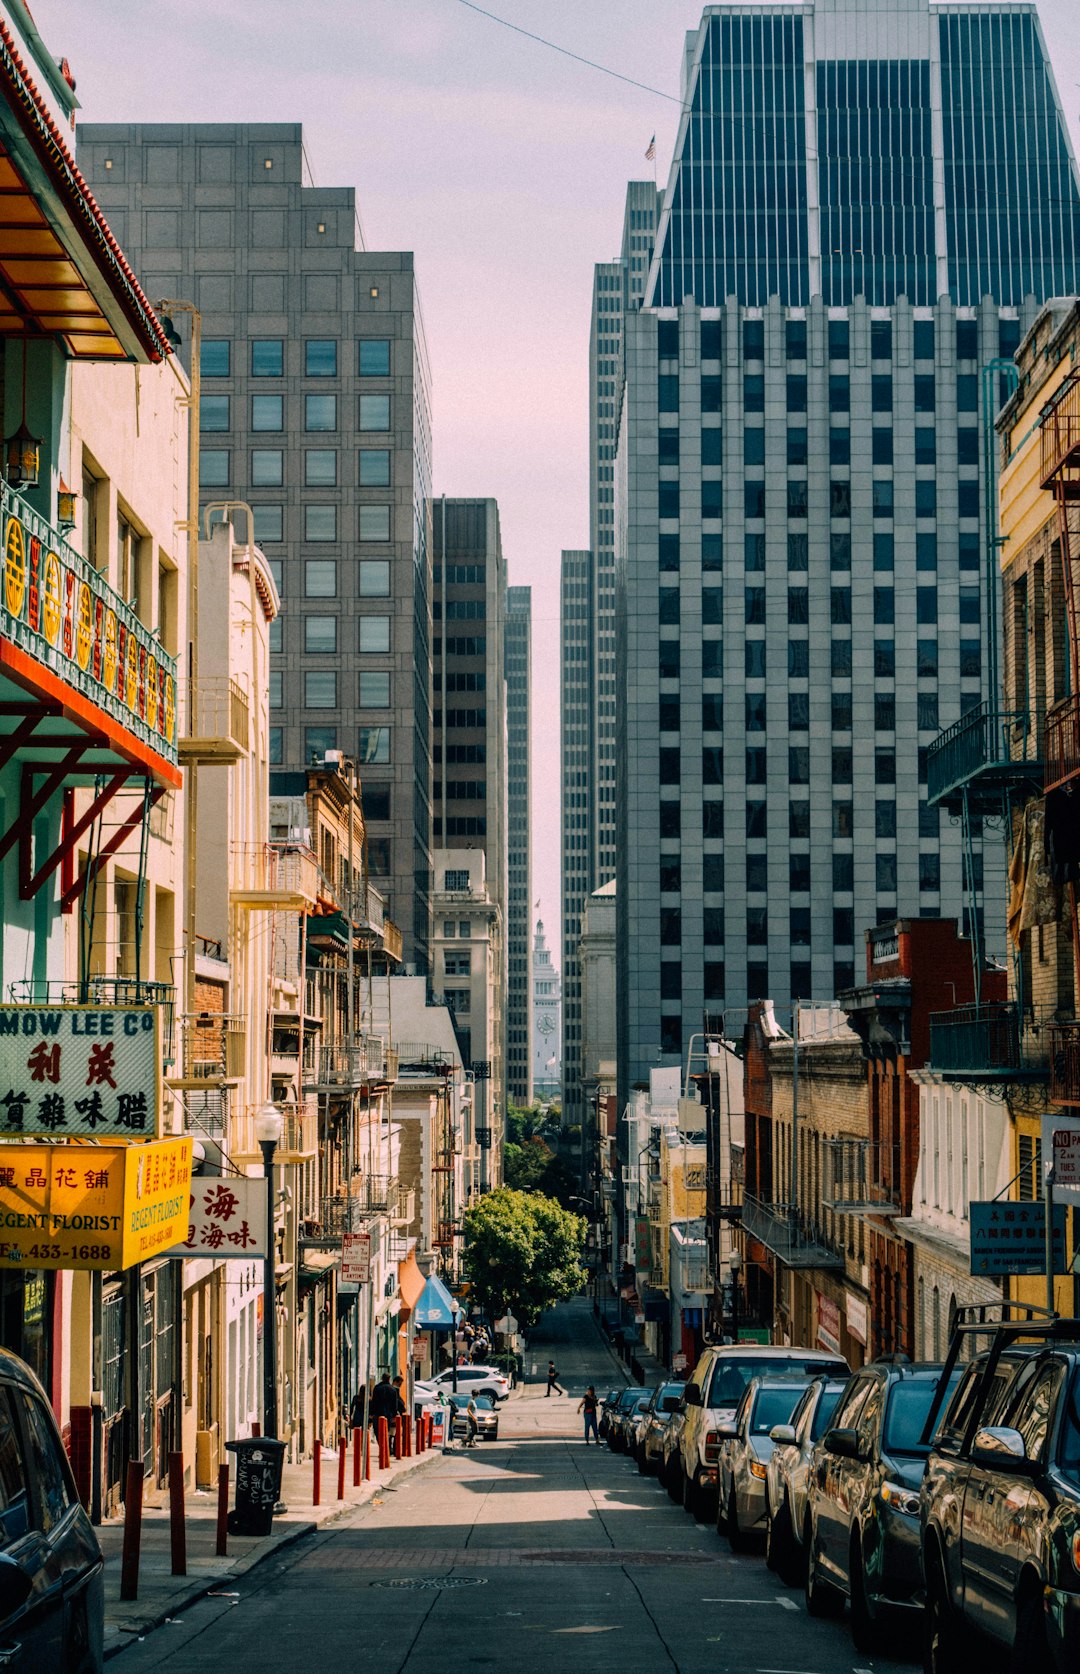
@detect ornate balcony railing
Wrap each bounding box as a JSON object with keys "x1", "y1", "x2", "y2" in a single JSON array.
[
  {"x1": 1050, "y1": 1021, "x2": 1080, "y2": 1107},
  {"x1": 926, "y1": 703, "x2": 1042, "y2": 813},
  {"x1": 822, "y1": 1139, "x2": 901, "y2": 1215},
  {"x1": 300, "y1": 1195, "x2": 369, "y2": 1247},
  {"x1": 740, "y1": 1193, "x2": 844, "y2": 1271},
  {"x1": 171, "y1": 1012, "x2": 245, "y2": 1084},
  {"x1": 177, "y1": 676, "x2": 249, "y2": 763},
  {"x1": 231, "y1": 842, "x2": 319, "y2": 909},
  {"x1": 1039, "y1": 371, "x2": 1080, "y2": 487},
  {"x1": 928, "y1": 1002, "x2": 1032, "y2": 1082},
  {"x1": 1045, "y1": 693, "x2": 1080, "y2": 793}
]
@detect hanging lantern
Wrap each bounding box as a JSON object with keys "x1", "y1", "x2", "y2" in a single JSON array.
[
  {"x1": 57, "y1": 479, "x2": 78, "y2": 529},
  {"x1": 4, "y1": 419, "x2": 41, "y2": 489}
]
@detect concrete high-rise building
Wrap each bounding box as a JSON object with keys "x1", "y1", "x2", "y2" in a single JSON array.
[
  {"x1": 613, "y1": 0, "x2": 1080, "y2": 1105},
  {"x1": 505, "y1": 585, "x2": 533, "y2": 1104},
  {"x1": 80, "y1": 123, "x2": 434, "y2": 970},
  {"x1": 560, "y1": 548, "x2": 590, "y2": 1125},
  {"x1": 431, "y1": 497, "x2": 508, "y2": 1139}
]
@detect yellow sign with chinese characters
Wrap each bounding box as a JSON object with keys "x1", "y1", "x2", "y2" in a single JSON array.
[{"x1": 0, "y1": 1137, "x2": 192, "y2": 1270}]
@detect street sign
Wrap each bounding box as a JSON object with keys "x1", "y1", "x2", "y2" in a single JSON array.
[
  {"x1": 969, "y1": 1199, "x2": 1068, "y2": 1275},
  {"x1": 0, "y1": 1136, "x2": 191, "y2": 1269},
  {"x1": 165, "y1": 1176, "x2": 267, "y2": 1260},
  {"x1": 0, "y1": 1006, "x2": 162, "y2": 1138},
  {"x1": 341, "y1": 1231, "x2": 372, "y2": 1285},
  {"x1": 672, "y1": 1351, "x2": 688, "y2": 1373},
  {"x1": 1053, "y1": 1126, "x2": 1080, "y2": 1189}
]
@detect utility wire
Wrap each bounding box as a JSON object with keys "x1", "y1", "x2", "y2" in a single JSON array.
[{"x1": 455, "y1": 0, "x2": 685, "y2": 105}]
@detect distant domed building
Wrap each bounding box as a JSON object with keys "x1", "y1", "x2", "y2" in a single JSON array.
[{"x1": 532, "y1": 916, "x2": 562, "y2": 1099}]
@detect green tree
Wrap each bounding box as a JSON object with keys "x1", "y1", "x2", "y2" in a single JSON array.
[{"x1": 461, "y1": 1187, "x2": 586, "y2": 1327}]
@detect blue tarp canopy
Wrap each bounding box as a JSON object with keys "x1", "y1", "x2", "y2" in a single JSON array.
[{"x1": 412, "y1": 1274, "x2": 459, "y2": 1329}]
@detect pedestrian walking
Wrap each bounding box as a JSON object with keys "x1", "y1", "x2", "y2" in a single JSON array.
[
  {"x1": 369, "y1": 1372, "x2": 398, "y2": 1433},
  {"x1": 465, "y1": 1395, "x2": 480, "y2": 1447},
  {"x1": 545, "y1": 1360, "x2": 565, "y2": 1397},
  {"x1": 349, "y1": 1386, "x2": 366, "y2": 1430},
  {"x1": 578, "y1": 1385, "x2": 599, "y2": 1443}
]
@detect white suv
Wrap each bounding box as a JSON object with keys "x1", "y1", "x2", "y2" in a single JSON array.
[
  {"x1": 673, "y1": 1344, "x2": 848, "y2": 1522},
  {"x1": 421, "y1": 1366, "x2": 511, "y2": 1403}
]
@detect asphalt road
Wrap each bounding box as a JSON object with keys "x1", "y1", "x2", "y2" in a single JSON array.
[{"x1": 114, "y1": 1301, "x2": 919, "y2": 1674}]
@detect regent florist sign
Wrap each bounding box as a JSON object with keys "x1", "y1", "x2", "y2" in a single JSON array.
[
  {"x1": 1, "y1": 483, "x2": 178, "y2": 765},
  {"x1": 0, "y1": 1137, "x2": 192, "y2": 1270}
]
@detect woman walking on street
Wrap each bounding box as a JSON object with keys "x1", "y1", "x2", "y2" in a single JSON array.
[{"x1": 578, "y1": 1385, "x2": 599, "y2": 1444}]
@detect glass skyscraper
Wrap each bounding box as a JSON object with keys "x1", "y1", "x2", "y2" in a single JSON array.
[{"x1": 614, "y1": 0, "x2": 1080, "y2": 1104}]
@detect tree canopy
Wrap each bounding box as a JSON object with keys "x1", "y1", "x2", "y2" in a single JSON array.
[{"x1": 461, "y1": 1187, "x2": 586, "y2": 1328}]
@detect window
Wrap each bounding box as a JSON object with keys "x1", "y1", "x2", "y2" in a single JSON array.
[
  {"x1": 787, "y1": 428, "x2": 807, "y2": 466},
  {"x1": 831, "y1": 531, "x2": 851, "y2": 570},
  {"x1": 358, "y1": 339, "x2": 391, "y2": 376},
  {"x1": 305, "y1": 449, "x2": 337, "y2": 487},
  {"x1": 789, "y1": 691, "x2": 810, "y2": 730},
  {"x1": 829, "y1": 375, "x2": 850, "y2": 413},
  {"x1": 872, "y1": 375, "x2": 892, "y2": 413},
  {"x1": 701, "y1": 376, "x2": 722, "y2": 413},
  {"x1": 918, "y1": 692, "x2": 939, "y2": 730},
  {"x1": 201, "y1": 395, "x2": 229, "y2": 431},
  {"x1": 305, "y1": 725, "x2": 336, "y2": 758},
  {"x1": 871, "y1": 321, "x2": 892, "y2": 359},
  {"x1": 872, "y1": 429, "x2": 894, "y2": 465},
  {"x1": 957, "y1": 428, "x2": 979, "y2": 467},
  {"x1": 786, "y1": 374, "x2": 807, "y2": 412},
  {"x1": 745, "y1": 588, "x2": 766, "y2": 626},
  {"x1": 916, "y1": 479, "x2": 937, "y2": 517},
  {"x1": 832, "y1": 748, "x2": 853, "y2": 784},
  {"x1": 789, "y1": 746, "x2": 810, "y2": 783},
  {"x1": 359, "y1": 394, "x2": 391, "y2": 430},
  {"x1": 744, "y1": 533, "x2": 765, "y2": 572},
  {"x1": 20, "y1": 1392, "x2": 72, "y2": 1535},
  {"x1": 788, "y1": 640, "x2": 808, "y2": 677},
  {"x1": 746, "y1": 801, "x2": 766, "y2": 839},
  {"x1": 251, "y1": 339, "x2": 284, "y2": 377},
  {"x1": 269, "y1": 671, "x2": 282, "y2": 709},
  {"x1": 746, "y1": 747, "x2": 767, "y2": 784},
  {"x1": 305, "y1": 615, "x2": 337, "y2": 653},
  {"x1": 787, "y1": 481, "x2": 808, "y2": 518},
  {"x1": 702, "y1": 482, "x2": 724, "y2": 518},
  {"x1": 201, "y1": 338, "x2": 230, "y2": 377},
  {"x1": 305, "y1": 670, "x2": 336, "y2": 708},
  {"x1": 833, "y1": 802, "x2": 853, "y2": 838},
  {"x1": 913, "y1": 321, "x2": 935, "y2": 360},
  {"x1": 252, "y1": 449, "x2": 283, "y2": 486},
  {"x1": 251, "y1": 394, "x2": 283, "y2": 431},
  {"x1": 269, "y1": 727, "x2": 282, "y2": 765},
  {"x1": 830, "y1": 481, "x2": 851, "y2": 519},
  {"x1": 873, "y1": 480, "x2": 894, "y2": 517},
  {"x1": 305, "y1": 394, "x2": 337, "y2": 431},
  {"x1": 702, "y1": 535, "x2": 723, "y2": 570},
  {"x1": 701, "y1": 429, "x2": 722, "y2": 466},
  {"x1": 834, "y1": 853, "x2": 854, "y2": 890},
  {"x1": 744, "y1": 429, "x2": 765, "y2": 467},
  {"x1": 919, "y1": 853, "x2": 940, "y2": 891},
  {"x1": 875, "y1": 801, "x2": 896, "y2": 838},
  {"x1": 744, "y1": 374, "x2": 765, "y2": 412},
  {"x1": 658, "y1": 375, "x2": 679, "y2": 412},
  {"x1": 745, "y1": 482, "x2": 766, "y2": 519},
  {"x1": 876, "y1": 854, "x2": 897, "y2": 891},
  {"x1": 268, "y1": 617, "x2": 283, "y2": 653},
  {"x1": 831, "y1": 639, "x2": 852, "y2": 676},
  {"x1": 445, "y1": 951, "x2": 471, "y2": 976},
  {"x1": 957, "y1": 375, "x2": 979, "y2": 413},
  {"x1": 359, "y1": 726, "x2": 390, "y2": 763},
  {"x1": 444, "y1": 868, "x2": 470, "y2": 891},
  {"x1": 743, "y1": 319, "x2": 764, "y2": 359},
  {"x1": 786, "y1": 319, "x2": 807, "y2": 359},
  {"x1": 917, "y1": 587, "x2": 938, "y2": 625},
  {"x1": 660, "y1": 748, "x2": 681, "y2": 785},
  {"x1": 918, "y1": 638, "x2": 939, "y2": 677},
  {"x1": 304, "y1": 504, "x2": 337, "y2": 542},
  {"x1": 875, "y1": 638, "x2": 896, "y2": 676},
  {"x1": 305, "y1": 339, "x2": 337, "y2": 377},
  {"x1": 359, "y1": 616, "x2": 391, "y2": 652},
  {"x1": 200, "y1": 449, "x2": 229, "y2": 486},
  {"x1": 304, "y1": 559, "x2": 337, "y2": 597},
  {"x1": 832, "y1": 691, "x2": 852, "y2": 730},
  {"x1": 359, "y1": 559, "x2": 390, "y2": 596},
  {"x1": 875, "y1": 695, "x2": 895, "y2": 730},
  {"x1": 745, "y1": 641, "x2": 766, "y2": 678},
  {"x1": 914, "y1": 375, "x2": 936, "y2": 414},
  {"x1": 831, "y1": 587, "x2": 851, "y2": 625},
  {"x1": 252, "y1": 504, "x2": 283, "y2": 543},
  {"x1": 359, "y1": 505, "x2": 392, "y2": 542},
  {"x1": 359, "y1": 671, "x2": 390, "y2": 706},
  {"x1": 359, "y1": 449, "x2": 391, "y2": 486},
  {"x1": 874, "y1": 587, "x2": 895, "y2": 626},
  {"x1": 788, "y1": 587, "x2": 808, "y2": 624},
  {"x1": 828, "y1": 319, "x2": 850, "y2": 359},
  {"x1": 445, "y1": 988, "x2": 471, "y2": 1014},
  {"x1": 915, "y1": 427, "x2": 936, "y2": 465},
  {"x1": 830, "y1": 428, "x2": 851, "y2": 465},
  {"x1": 874, "y1": 533, "x2": 894, "y2": 572}
]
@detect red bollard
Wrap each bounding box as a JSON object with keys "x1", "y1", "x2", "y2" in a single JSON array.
[
  {"x1": 168, "y1": 1452, "x2": 186, "y2": 1576},
  {"x1": 119, "y1": 1459, "x2": 145, "y2": 1602},
  {"x1": 392, "y1": 1414, "x2": 402, "y2": 1459},
  {"x1": 216, "y1": 1462, "x2": 229, "y2": 1557},
  {"x1": 352, "y1": 1426, "x2": 362, "y2": 1487},
  {"x1": 252, "y1": 1420, "x2": 261, "y2": 1438},
  {"x1": 363, "y1": 1422, "x2": 372, "y2": 1481},
  {"x1": 378, "y1": 1416, "x2": 390, "y2": 1470},
  {"x1": 337, "y1": 1437, "x2": 346, "y2": 1500},
  {"x1": 425, "y1": 1414, "x2": 433, "y2": 1450},
  {"x1": 415, "y1": 1415, "x2": 424, "y2": 1454},
  {"x1": 403, "y1": 1414, "x2": 412, "y2": 1457},
  {"x1": 313, "y1": 1439, "x2": 322, "y2": 1506}
]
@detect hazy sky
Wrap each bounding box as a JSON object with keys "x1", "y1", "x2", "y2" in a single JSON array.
[{"x1": 38, "y1": 0, "x2": 1080, "y2": 968}]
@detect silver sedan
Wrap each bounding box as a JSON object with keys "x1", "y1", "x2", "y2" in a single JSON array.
[
  {"x1": 717, "y1": 1377, "x2": 813, "y2": 1551},
  {"x1": 764, "y1": 1377, "x2": 847, "y2": 1584}
]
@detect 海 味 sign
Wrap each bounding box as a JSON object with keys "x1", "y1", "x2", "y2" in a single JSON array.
[{"x1": 0, "y1": 1006, "x2": 161, "y2": 1139}]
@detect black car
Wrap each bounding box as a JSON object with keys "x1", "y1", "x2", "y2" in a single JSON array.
[
  {"x1": 608, "y1": 1386, "x2": 649, "y2": 1453},
  {"x1": 598, "y1": 1389, "x2": 623, "y2": 1441},
  {"x1": 0, "y1": 1347, "x2": 103, "y2": 1671},
  {"x1": 804, "y1": 1357, "x2": 962, "y2": 1653},
  {"x1": 921, "y1": 1311, "x2": 1080, "y2": 1674}
]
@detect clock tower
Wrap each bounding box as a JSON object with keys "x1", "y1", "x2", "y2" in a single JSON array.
[{"x1": 532, "y1": 916, "x2": 562, "y2": 1098}]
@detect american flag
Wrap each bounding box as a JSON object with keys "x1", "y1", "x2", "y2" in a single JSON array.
[{"x1": 645, "y1": 135, "x2": 656, "y2": 161}]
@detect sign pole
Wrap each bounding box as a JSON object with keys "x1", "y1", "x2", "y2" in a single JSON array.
[{"x1": 1045, "y1": 1160, "x2": 1056, "y2": 1316}]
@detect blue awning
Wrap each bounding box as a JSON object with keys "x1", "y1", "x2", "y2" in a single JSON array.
[{"x1": 411, "y1": 1274, "x2": 459, "y2": 1329}]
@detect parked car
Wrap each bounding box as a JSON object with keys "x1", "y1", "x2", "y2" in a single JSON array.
[
  {"x1": 804, "y1": 1357, "x2": 962, "y2": 1653},
  {"x1": 659, "y1": 1401, "x2": 687, "y2": 1491},
  {"x1": 447, "y1": 1390, "x2": 499, "y2": 1442},
  {"x1": 608, "y1": 1386, "x2": 649, "y2": 1453},
  {"x1": 718, "y1": 1376, "x2": 815, "y2": 1551},
  {"x1": 921, "y1": 1312, "x2": 1080, "y2": 1674},
  {"x1": 598, "y1": 1389, "x2": 623, "y2": 1441},
  {"x1": 614, "y1": 1390, "x2": 654, "y2": 1454},
  {"x1": 0, "y1": 1347, "x2": 103, "y2": 1673},
  {"x1": 673, "y1": 1343, "x2": 849, "y2": 1522},
  {"x1": 422, "y1": 1365, "x2": 511, "y2": 1403},
  {"x1": 764, "y1": 1375, "x2": 847, "y2": 1585},
  {"x1": 636, "y1": 1381, "x2": 686, "y2": 1475}
]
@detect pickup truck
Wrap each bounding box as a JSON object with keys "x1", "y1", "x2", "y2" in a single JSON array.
[{"x1": 920, "y1": 1311, "x2": 1080, "y2": 1674}]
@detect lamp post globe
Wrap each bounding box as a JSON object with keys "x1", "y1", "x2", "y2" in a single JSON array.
[{"x1": 256, "y1": 1103, "x2": 284, "y2": 1439}]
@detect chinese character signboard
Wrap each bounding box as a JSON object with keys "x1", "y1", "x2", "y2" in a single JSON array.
[
  {"x1": 969, "y1": 1199, "x2": 1068, "y2": 1275},
  {"x1": 633, "y1": 1215, "x2": 651, "y2": 1269},
  {"x1": 0, "y1": 1136, "x2": 192, "y2": 1269},
  {"x1": 165, "y1": 1176, "x2": 267, "y2": 1260},
  {"x1": 0, "y1": 1007, "x2": 161, "y2": 1139}
]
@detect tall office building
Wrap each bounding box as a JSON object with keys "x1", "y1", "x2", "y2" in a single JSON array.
[
  {"x1": 80, "y1": 124, "x2": 434, "y2": 969},
  {"x1": 505, "y1": 585, "x2": 533, "y2": 1104},
  {"x1": 561, "y1": 547, "x2": 590, "y2": 1125},
  {"x1": 431, "y1": 498, "x2": 508, "y2": 1134},
  {"x1": 613, "y1": 0, "x2": 1080, "y2": 1103}
]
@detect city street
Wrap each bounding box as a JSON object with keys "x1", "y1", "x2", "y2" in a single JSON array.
[{"x1": 110, "y1": 1303, "x2": 917, "y2": 1674}]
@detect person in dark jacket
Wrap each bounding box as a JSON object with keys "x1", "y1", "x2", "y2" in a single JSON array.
[{"x1": 369, "y1": 1373, "x2": 399, "y2": 1432}]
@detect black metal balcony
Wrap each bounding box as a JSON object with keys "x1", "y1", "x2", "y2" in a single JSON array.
[
  {"x1": 926, "y1": 703, "x2": 1042, "y2": 814},
  {"x1": 822, "y1": 1139, "x2": 901, "y2": 1215},
  {"x1": 741, "y1": 1193, "x2": 844, "y2": 1271},
  {"x1": 1045, "y1": 694, "x2": 1080, "y2": 793},
  {"x1": 927, "y1": 1002, "x2": 1043, "y2": 1085},
  {"x1": 1050, "y1": 1021, "x2": 1080, "y2": 1106}
]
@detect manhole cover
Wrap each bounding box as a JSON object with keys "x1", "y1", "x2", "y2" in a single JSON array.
[{"x1": 369, "y1": 1576, "x2": 488, "y2": 1590}]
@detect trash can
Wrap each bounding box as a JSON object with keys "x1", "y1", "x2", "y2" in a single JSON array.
[{"x1": 224, "y1": 1437, "x2": 287, "y2": 1537}]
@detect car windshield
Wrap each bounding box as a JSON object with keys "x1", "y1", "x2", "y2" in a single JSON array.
[
  {"x1": 882, "y1": 1372, "x2": 963, "y2": 1455},
  {"x1": 1058, "y1": 1367, "x2": 1080, "y2": 1479},
  {"x1": 810, "y1": 1384, "x2": 847, "y2": 1442},
  {"x1": 750, "y1": 1386, "x2": 804, "y2": 1435},
  {"x1": 707, "y1": 1358, "x2": 841, "y2": 1409}
]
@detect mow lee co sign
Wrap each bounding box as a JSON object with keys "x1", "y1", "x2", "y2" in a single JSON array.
[
  {"x1": 0, "y1": 1006, "x2": 162, "y2": 1139},
  {"x1": 0, "y1": 1136, "x2": 192, "y2": 1270},
  {"x1": 1, "y1": 484, "x2": 178, "y2": 766}
]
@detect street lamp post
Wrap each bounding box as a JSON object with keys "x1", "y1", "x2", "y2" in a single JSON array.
[
  {"x1": 450, "y1": 1309, "x2": 461, "y2": 1395},
  {"x1": 727, "y1": 1249, "x2": 742, "y2": 1345},
  {"x1": 255, "y1": 1103, "x2": 284, "y2": 1438}
]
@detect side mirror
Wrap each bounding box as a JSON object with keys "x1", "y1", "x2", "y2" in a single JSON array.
[
  {"x1": 972, "y1": 1426, "x2": 1033, "y2": 1467},
  {"x1": 683, "y1": 1383, "x2": 703, "y2": 1407},
  {"x1": 717, "y1": 1419, "x2": 738, "y2": 1439},
  {"x1": 770, "y1": 1424, "x2": 797, "y2": 1446},
  {"x1": 823, "y1": 1426, "x2": 862, "y2": 1461},
  {"x1": 0, "y1": 1552, "x2": 32, "y2": 1620}
]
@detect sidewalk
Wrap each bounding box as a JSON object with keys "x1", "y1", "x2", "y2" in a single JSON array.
[{"x1": 99, "y1": 1437, "x2": 435, "y2": 1659}]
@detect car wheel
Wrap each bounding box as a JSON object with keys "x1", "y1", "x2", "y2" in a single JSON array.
[
  {"x1": 849, "y1": 1539, "x2": 880, "y2": 1654},
  {"x1": 636, "y1": 1443, "x2": 649, "y2": 1475},
  {"x1": 764, "y1": 1496, "x2": 783, "y2": 1573},
  {"x1": 771, "y1": 1494, "x2": 800, "y2": 1589},
  {"x1": 668, "y1": 1457, "x2": 684, "y2": 1504},
  {"x1": 727, "y1": 1487, "x2": 750, "y2": 1554},
  {"x1": 1009, "y1": 1577, "x2": 1051, "y2": 1674},
  {"x1": 804, "y1": 1516, "x2": 844, "y2": 1619},
  {"x1": 922, "y1": 1548, "x2": 963, "y2": 1674}
]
